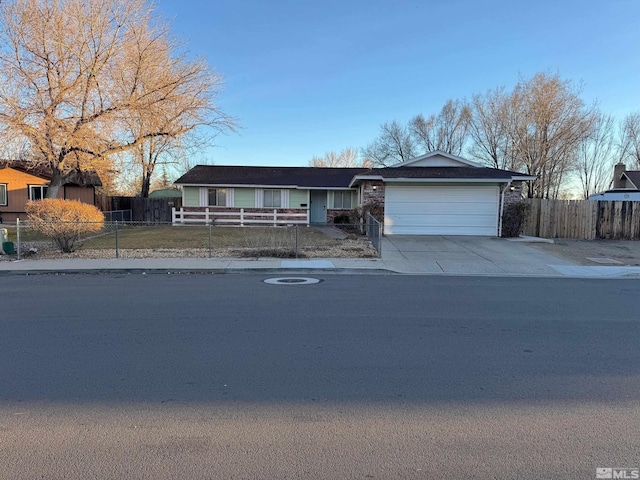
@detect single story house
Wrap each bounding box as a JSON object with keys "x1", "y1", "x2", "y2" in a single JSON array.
[
  {"x1": 588, "y1": 162, "x2": 640, "y2": 201},
  {"x1": 173, "y1": 151, "x2": 535, "y2": 236},
  {"x1": 0, "y1": 162, "x2": 102, "y2": 223}
]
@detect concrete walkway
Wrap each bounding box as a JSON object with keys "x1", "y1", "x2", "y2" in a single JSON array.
[{"x1": 2, "y1": 235, "x2": 640, "y2": 278}]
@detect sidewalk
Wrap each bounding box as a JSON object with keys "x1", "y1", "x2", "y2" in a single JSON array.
[{"x1": 2, "y1": 236, "x2": 640, "y2": 277}]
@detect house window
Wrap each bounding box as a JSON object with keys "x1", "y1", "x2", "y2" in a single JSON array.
[
  {"x1": 29, "y1": 185, "x2": 48, "y2": 200},
  {"x1": 0, "y1": 183, "x2": 6, "y2": 206},
  {"x1": 263, "y1": 189, "x2": 281, "y2": 208},
  {"x1": 208, "y1": 188, "x2": 226, "y2": 206},
  {"x1": 332, "y1": 191, "x2": 352, "y2": 209}
]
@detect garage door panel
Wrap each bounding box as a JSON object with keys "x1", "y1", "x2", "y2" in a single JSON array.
[
  {"x1": 385, "y1": 202, "x2": 497, "y2": 216},
  {"x1": 385, "y1": 213, "x2": 497, "y2": 227},
  {"x1": 385, "y1": 224, "x2": 498, "y2": 235},
  {"x1": 384, "y1": 185, "x2": 499, "y2": 236}
]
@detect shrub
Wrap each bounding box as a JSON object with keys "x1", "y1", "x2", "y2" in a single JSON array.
[
  {"x1": 501, "y1": 201, "x2": 530, "y2": 238},
  {"x1": 25, "y1": 199, "x2": 105, "y2": 253},
  {"x1": 359, "y1": 201, "x2": 384, "y2": 223}
]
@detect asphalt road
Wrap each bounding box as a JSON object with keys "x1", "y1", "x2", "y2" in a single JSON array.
[{"x1": 1, "y1": 273, "x2": 639, "y2": 479}]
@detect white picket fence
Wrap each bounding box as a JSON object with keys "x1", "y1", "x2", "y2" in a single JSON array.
[{"x1": 172, "y1": 207, "x2": 309, "y2": 226}]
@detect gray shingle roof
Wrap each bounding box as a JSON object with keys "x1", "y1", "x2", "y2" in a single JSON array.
[
  {"x1": 174, "y1": 166, "x2": 368, "y2": 188},
  {"x1": 174, "y1": 165, "x2": 532, "y2": 188}
]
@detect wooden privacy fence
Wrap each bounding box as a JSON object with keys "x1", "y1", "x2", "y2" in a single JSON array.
[
  {"x1": 523, "y1": 199, "x2": 640, "y2": 240},
  {"x1": 96, "y1": 195, "x2": 182, "y2": 223}
]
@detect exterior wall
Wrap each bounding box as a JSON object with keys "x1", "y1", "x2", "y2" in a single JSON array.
[
  {"x1": 0, "y1": 168, "x2": 51, "y2": 221},
  {"x1": 64, "y1": 185, "x2": 95, "y2": 204},
  {"x1": 289, "y1": 189, "x2": 308, "y2": 208},
  {"x1": 360, "y1": 180, "x2": 385, "y2": 206},
  {"x1": 183, "y1": 187, "x2": 200, "y2": 207},
  {"x1": 234, "y1": 188, "x2": 256, "y2": 208},
  {"x1": 614, "y1": 163, "x2": 626, "y2": 189}
]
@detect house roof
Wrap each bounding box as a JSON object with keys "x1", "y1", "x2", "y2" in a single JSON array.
[
  {"x1": 622, "y1": 171, "x2": 640, "y2": 188},
  {"x1": 0, "y1": 161, "x2": 102, "y2": 186},
  {"x1": 389, "y1": 150, "x2": 483, "y2": 168},
  {"x1": 174, "y1": 165, "x2": 368, "y2": 188},
  {"x1": 354, "y1": 166, "x2": 525, "y2": 180},
  {"x1": 174, "y1": 164, "x2": 535, "y2": 189}
]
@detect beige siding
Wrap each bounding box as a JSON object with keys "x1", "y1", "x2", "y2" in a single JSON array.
[
  {"x1": 289, "y1": 189, "x2": 308, "y2": 208},
  {"x1": 183, "y1": 187, "x2": 200, "y2": 207},
  {"x1": 234, "y1": 188, "x2": 255, "y2": 208}
]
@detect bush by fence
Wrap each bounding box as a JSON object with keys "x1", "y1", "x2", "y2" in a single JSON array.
[{"x1": 523, "y1": 198, "x2": 640, "y2": 240}]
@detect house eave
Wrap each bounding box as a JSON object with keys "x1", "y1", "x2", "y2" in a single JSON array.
[
  {"x1": 174, "y1": 183, "x2": 356, "y2": 190},
  {"x1": 381, "y1": 177, "x2": 513, "y2": 184}
]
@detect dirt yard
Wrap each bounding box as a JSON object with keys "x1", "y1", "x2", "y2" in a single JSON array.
[{"x1": 534, "y1": 239, "x2": 640, "y2": 266}]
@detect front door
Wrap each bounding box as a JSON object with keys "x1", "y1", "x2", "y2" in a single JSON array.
[{"x1": 309, "y1": 190, "x2": 327, "y2": 224}]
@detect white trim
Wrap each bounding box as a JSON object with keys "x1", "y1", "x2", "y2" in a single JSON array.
[
  {"x1": 389, "y1": 150, "x2": 483, "y2": 168},
  {"x1": 255, "y1": 189, "x2": 263, "y2": 208},
  {"x1": 227, "y1": 188, "x2": 234, "y2": 207},
  {"x1": 349, "y1": 175, "x2": 384, "y2": 187},
  {"x1": 282, "y1": 189, "x2": 289, "y2": 208},
  {"x1": 384, "y1": 178, "x2": 511, "y2": 184},
  {"x1": 178, "y1": 183, "x2": 299, "y2": 189},
  {"x1": 0, "y1": 183, "x2": 7, "y2": 206}
]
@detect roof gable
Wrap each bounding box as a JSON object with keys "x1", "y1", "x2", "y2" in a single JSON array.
[
  {"x1": 622, "y1": 171, "x2": 640, "y2": 189},
  {"x1": 390, "y1": 150, "x2": 483, "y2": 168}
]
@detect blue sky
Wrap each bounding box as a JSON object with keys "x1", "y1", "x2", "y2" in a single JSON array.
[{"x1": 155, "y1": 0, "x2": 640, "y2": 167}]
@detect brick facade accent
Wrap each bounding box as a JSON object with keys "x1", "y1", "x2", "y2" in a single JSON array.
[{"x1": 361, "y1": 180, "x2": 385, "y2": 205}]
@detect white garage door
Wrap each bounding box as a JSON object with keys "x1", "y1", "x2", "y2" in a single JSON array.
[{"x1": 384, "y1": 185, "x2": 500, "y2": 235}]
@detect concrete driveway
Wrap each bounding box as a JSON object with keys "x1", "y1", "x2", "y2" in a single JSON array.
[{"x1": 382, "y1": 235, "x2": 574, "y2": 275}]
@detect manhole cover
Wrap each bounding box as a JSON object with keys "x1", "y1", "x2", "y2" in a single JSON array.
[{"x1": 264, "y1": 277, "x2": 321, "y2": 285}]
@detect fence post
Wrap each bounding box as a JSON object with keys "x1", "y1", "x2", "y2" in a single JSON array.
[
  {"x1": 171, "y1": 207, "x2": 176, "y2": 225},
  {"x1": 208, "y1": 223, "x2": 212, "y2": 258},
  {"x1": 115, "y1": 221, "x2": 119, "y2": 258},
  {"x1": 16, "y1": 218, "x2": 21, "y2": 260},
  {"x1": 240, "y1": 208, "x2": 244, "y2": 226},
  {"x1": 273, "y1": 209, "x2": 277, "y2": 226},
  {"x1": 295, "y1": 225, "x2": 298, "y2": 258}
]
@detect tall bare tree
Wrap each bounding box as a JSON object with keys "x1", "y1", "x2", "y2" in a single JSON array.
[
  {"x1": 575, "y1": 112, "x2": 616, "y2": 198},
  {"x1": 468, "y1": 87, "x2": 517, "y2": 170},
  {"x1": 0, "y1": 0, "x2": 233, "y2": 198},
  {"x1": 309, "y1": 147, "x2": 372, "y2": 168},
  {"x1": 620, "y1": 112, "x2": 640, "y2": 169},
  {"x1": 409, "y1": 99, "x2": 471, "y2": 155},
  {"x1": 363, "y1": 121, "x2": 416, "y2": 166}
]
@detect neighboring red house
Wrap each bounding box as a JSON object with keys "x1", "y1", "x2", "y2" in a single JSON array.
[{"x1": 0, "y1": 162, "x2": 102, "y2": 223}]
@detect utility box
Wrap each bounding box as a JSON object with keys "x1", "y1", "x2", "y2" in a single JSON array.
[{"x1": 2, "y1": 241, "x2": 14, "y2": 255}]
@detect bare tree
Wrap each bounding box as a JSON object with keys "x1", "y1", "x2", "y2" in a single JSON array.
[
  {"x1": 309, "y1": 147, "x2": 372, "y2": 168},
  {"x1": 363, "y1": 121, "x2": 416, "y2": 166},
  {"x1": 468, "y1": 88, "x2": 517, "y2": 170},
  {"x1": 574, "y1": 112, "x2": 617, "y2": 198},
  {"x1": 409, "y1": 99, "x2": 471, "y2": 155},
  {"x1": 504, "y1": 73, "x2": 595, "y2": 198},
  {"x1": 0, "y1": 0, "x2": 233, "y2": 198},
  {"x1": 620, "y1": 112, "x2": 640, "y2": 169}
]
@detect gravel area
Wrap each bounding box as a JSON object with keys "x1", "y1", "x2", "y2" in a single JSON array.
[
  {"x1": 533, "y1": 239, "x2": 640, "y2": 266},
  {"x1": 0, "y1": 239, "x2": 378, "y2": 260}
]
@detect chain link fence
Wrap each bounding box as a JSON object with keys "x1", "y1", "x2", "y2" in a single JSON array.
[{"x1": 3, "y1": 220, "x2": 381, "y2": 260}]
